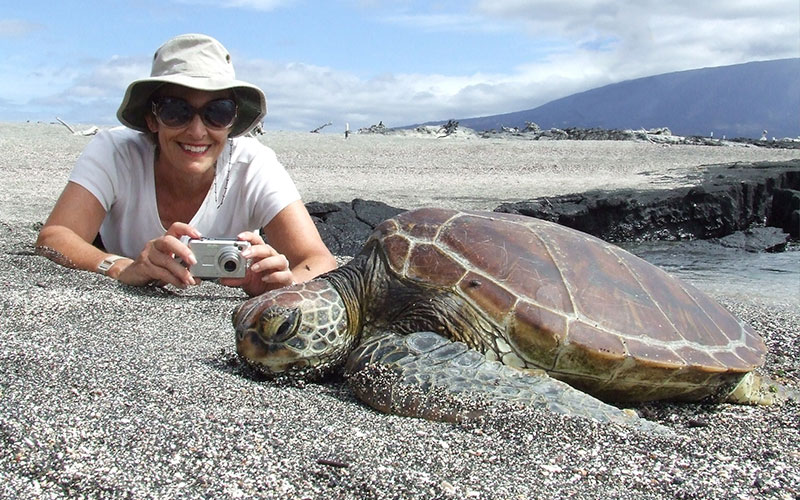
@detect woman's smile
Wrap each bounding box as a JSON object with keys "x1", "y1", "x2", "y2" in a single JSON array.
[{"x1": 180, "y1": 142, "x2": 212, "y2": 155}]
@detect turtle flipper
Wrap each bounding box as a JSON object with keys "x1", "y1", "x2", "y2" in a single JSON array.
[
  {"x1": 345, "y1": 331, "x2": 669, "y2": 433},
  {"x1": 725, "y1": 372, "x2": 799, "y2": 405}
]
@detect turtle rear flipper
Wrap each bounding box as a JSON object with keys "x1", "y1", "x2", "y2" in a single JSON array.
[
  {"x1": 725, "y1": 372, "x2": 799, "y2": 405},
  {"x1": 345, "y1": 331, "x2": 670, "y2": 434}
]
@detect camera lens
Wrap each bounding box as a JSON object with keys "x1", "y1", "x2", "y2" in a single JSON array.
[{"x1": 217, "y1": 248, "x2": 241, "y2": 274}]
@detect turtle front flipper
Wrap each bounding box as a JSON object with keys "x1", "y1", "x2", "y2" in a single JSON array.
[{"x1": 345, "y1": 331, "x2": 670, "y2": 434}]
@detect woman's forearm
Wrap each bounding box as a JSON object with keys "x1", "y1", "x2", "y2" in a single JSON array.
[
  {"x1": 35, "y1": 224, "x2": 128, "y2": 277},
  {"x1": 290, "y1": 252, "x2": 338, "y2": 284},
  {"x1": 36, "y1": 182, "x2": 123, "y2": 275}
]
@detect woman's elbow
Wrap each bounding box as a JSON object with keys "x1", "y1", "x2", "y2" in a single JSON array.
[
  {"x1": 34, "y1": 225, "x2": 79, "y2": 269},
  {"x1": 35, "y1": 224, "x2": 59, "y2": 248}
]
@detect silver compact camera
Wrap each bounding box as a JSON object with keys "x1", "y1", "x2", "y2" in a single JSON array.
[{"x1": 183, "y1": 238, "x2": 251, "y2": 279}]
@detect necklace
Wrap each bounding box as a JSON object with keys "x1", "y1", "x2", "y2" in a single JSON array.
[{"x1": 214, "y1": 138, "x2": 234, "y2": 208}]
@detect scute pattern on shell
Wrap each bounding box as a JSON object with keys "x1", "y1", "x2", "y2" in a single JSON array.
[{"x1": 370, "y1": 208, "x2": 766, "y2": 401}]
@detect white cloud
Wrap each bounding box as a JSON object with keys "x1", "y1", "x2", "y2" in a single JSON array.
[
  {"x1": 380, "y1": 12, "x2": 507, "y2": 33},
  {"x1": 0, "y1": 19, "x2": 42, "y2": 37},
  {"x1": 235, "y1": 57, "x2": 533, "y2": 130},
  {"x1": 171, "y1": 0, "x2": 295, "y2": 10},
  {"x1": 474, "y1": 0, "x2": 800, "y2": 70},
  {"x1": 0, "y1": 54, "x2": 152, "y2": 125}
]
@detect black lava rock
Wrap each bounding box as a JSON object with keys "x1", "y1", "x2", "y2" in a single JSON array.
[
  {"x1": 496, "y1": 160, "x2": 800, "y2": 244},
  {"x1": 308, "y1": 160, "x2": 800, "y2": 257},
  {"x1": 307, "y1": 199, "x2": 405, "y2": 256}
]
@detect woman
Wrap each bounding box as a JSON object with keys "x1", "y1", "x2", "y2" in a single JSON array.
[{"x1": 36, "y1": 33, "x2": 337, "y2": 297}]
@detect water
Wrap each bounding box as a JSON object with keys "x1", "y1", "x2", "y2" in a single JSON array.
[{"x1": 623, "y1": 240, "x2": 800, "y2": 305}]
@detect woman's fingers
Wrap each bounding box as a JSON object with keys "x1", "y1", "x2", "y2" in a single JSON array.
[
  {"x1": 114, "y1": 224, "x2": 204, "y2": 289},
  {"x1": 166, "y1": 222, "x2": 202, "y2": 239},
  {"x1": 216, "y1": 237, "x2": 294, "y2": 295},
  {"x1": 252, "y1": 254, "x2": 293, "y2": 288},
  {"x1": 237, "y1": 236, "x2": 285, "y2": 274},
  {"x1": 250, "y1": 252, "x2": 289, "y2": 274},
  {"x1": 153, "y1": 234, "x2": 196, "y2": 268},
  {"x1": 261, "y1": 268, "x2": 293, "y2": 286},
  {"x1": 125, "y1": 235, "x2": 195, "y2": 287},
  {"x1": 145, "y1": 260, "x2": 191, "y2": 287},
  {"x1": 119, "y1": 256, "x2": 187, "y2": 288},
  {"x1": 237, "y1": 231, "x2": 264, "y2": 245},
  {"x1": 163, "y1": 223, "x2": 201, "y2": 268}
]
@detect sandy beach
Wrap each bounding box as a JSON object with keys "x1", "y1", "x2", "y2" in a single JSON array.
[{"x1": 1, "y1": 122, "x2": 798, "y2": 499}]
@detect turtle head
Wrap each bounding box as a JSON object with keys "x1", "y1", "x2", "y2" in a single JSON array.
[{"x1": 233, "y1": 279, "x2": 355, "y2": 380}]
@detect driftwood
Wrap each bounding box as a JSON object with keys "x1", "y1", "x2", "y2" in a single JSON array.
[
  {"x1": 247, "y1": 122, "x2": 265, "y2": 136},
  {"x1": 310, "y1": 122, "x2": 333, "y2": 133},
  {"x1": 56, "y1": 117, "x2": 76, "y2": 134},
  {"x1": 359, "y1": 122, "x2": 388, "y2": 134},
  {"x1": 438, "y1": 119, "x2": 459, "y2": 137},
  {"x1": 56, "y1": 117, "x2": 99, "y2": 136},
  {"x1": 523, "y1": 121, "x2": 541, "y2": 133}
]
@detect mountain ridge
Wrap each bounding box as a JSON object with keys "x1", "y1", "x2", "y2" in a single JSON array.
[{"x1": 407, "y1": 58, "x2": 800, "y2": 139}]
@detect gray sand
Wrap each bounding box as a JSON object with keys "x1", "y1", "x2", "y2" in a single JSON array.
[{"x1": 1, "y1": 123, "x2": 798, "y2": 499}]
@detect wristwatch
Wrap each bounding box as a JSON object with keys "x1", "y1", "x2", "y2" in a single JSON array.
[{"x1": 97, "y1": 255, "x2": 126, "y2": 275}]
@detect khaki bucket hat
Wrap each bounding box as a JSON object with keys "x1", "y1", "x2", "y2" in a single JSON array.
[{"x1": 117, "y1": 33, "x2": 267, "y2": 137}]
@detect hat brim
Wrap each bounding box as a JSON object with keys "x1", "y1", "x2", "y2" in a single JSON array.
[{"x1": 117, "y1": 73, "x2": 267, "y2": 138}]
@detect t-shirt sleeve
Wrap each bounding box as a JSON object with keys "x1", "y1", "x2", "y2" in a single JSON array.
[
  {"x1": 246, "y1": 145, "x2": 301, "y2": 230},
  {"x1": 67, "y1": 129, "x2": 121, "y2": 212}
]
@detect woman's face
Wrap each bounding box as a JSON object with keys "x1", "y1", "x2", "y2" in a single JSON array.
[{"x1": 145, "y1": 85, "x2": 234, "y2": 180}]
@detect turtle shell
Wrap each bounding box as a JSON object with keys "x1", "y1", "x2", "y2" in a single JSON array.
[{"x1": 369, "y1": 207, "x2": 766, "y2": 402}]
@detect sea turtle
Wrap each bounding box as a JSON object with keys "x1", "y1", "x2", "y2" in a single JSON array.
[{"x1": 233, "y1": 208, "x2": 792, "y2": 430}]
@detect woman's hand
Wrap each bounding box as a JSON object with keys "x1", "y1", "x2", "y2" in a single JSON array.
[
  {"x1": 219, "y1": 231, "x2": 294, "y2": 296},
  {"x1": 116, "y1": 222, "x2": 202, "y2": 288}
]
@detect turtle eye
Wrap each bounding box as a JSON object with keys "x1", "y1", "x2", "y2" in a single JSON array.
[
  {"x1": 269, "y1": 309, "x2": 301, "y2": 342},
  {"x1": 275, "y1": 318, "x2": 294, "y2": 340}
]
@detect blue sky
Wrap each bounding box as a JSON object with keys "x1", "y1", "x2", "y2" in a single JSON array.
[{"x1": 1, "y1": 0, "x2": 798, "y2": 131}]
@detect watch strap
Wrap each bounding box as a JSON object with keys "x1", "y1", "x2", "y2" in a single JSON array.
[{"x1": 97, "y1": 255, "x2": 125, "y2": 275}]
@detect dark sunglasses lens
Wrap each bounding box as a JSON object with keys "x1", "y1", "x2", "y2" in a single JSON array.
[
  {"x1": 203, "y1": 99, "x2": 237, "y2": 129},
  {"x1": 156, "y1": 98, "x2": 193, "y2": 127}
]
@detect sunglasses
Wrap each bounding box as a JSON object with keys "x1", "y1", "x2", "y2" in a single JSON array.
[{"x1": 151, "y1": 97, "x2": 238, "y2": 130}]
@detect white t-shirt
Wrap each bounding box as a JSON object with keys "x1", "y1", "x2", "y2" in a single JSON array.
[{"x1": 69, "y1": 127, "x2": 300, "y2": 257}]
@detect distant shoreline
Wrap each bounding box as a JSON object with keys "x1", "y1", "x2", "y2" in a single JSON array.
[
  {"x1": 356, "y1": 121, "x2": 800, "y2": 148},
  {"x1": 10, "y1": 119, "x2": 800, "y2": 147}
]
